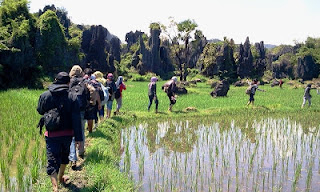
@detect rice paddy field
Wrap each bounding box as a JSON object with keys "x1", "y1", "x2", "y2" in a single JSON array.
[{"x1": 0, "y1": 81, "x2": 319, "y2": 191}]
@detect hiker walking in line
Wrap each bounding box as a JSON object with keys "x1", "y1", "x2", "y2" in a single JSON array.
[
  {"x1": 84, "y1": 69, "x2": 101, "y2": 133},
  {"x1": 106, "y1": 73, "x2": 117, "y2": 118},
  {"x1": 148, "y1": 77, "x2": 159, "y2": 113},
  {"x1": 162, "y1": 76, "x2": 178, "y2": 112},
  {"x1": 114, "y1": 76, "x2": 126, "y2": 115},
  {"x1": 93, "y1": 71, "x2": 107, "y2": 121},
  {"x1": 246, "y1": 79, "x2": 265, "y2": 106},
  {"x1": 68, "y1": 65, "x2": 89, "y2": 169},
  {"x1": 301, "y1": 84, "x2": 312, "y2": 108},
  {"x1": 37, "y1": 72, "x2": 83, "y2": 192}
]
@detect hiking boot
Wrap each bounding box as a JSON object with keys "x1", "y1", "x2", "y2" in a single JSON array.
[{"x1": 71, "y1": 161, "x2": 77, "y2": 170}]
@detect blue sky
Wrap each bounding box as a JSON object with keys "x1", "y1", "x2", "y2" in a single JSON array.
[{"x1": 29, "y1": 0, "x2": 320, "y2": 45}]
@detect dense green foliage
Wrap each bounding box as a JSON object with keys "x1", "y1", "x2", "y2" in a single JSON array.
[{"x1": 1, "y1": 2, "x2": 320, "y2": 89}]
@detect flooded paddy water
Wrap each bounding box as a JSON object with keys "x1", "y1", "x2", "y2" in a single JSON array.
[{"x1": 120, "y1": 117, "x2": 320, "y2": 191}]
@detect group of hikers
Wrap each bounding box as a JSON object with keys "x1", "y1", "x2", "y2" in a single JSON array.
[
  {"x1": 36, "y1": 65, "x2": 178, "y2": 191},
  {"x1": 36, "y1": 65, "x2": 315, "y2": 191},
  {"x1": 246, "y1": 78, "x2": 314, "y2": 108}
]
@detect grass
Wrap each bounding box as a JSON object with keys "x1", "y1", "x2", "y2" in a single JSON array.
[{"x1": 0, "y1": 81, "x2": 319, "y2": 191}]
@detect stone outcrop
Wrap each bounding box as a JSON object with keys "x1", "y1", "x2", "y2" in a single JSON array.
[
  {"x1": 81, "y1": 25, "x2": 120, "y2": 73},
  {"x1": 237, "y1": 37, "x2": 267, "y2": 79},
  {"x1": 296, "y1": 55, "x2": 319, "y2": 80},
  {"x1": 210, "y1": 80, "x2": 230, "y2": 97}
]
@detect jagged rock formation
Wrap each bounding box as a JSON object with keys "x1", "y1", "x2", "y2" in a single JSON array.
[
  {"x1": 130, "y1": 28, "x2": 174, "y2": 77},
  {"x1": 296, "y1": 55, "x2": 319, "y2": 80},
  {"x1": 237, "y1": 37, "x2": 253, "y2": 78},
  {"x1": 125, "y1": 30, "x2": 144, "y2": 51},
  {"x1": 198, "y1": 41, "x2": 236, "y2": 80},
  {"x1": 210, "y1": 80, "x2": 230, "y2": 97},
  {"x1": 81, "y1": 25, "x2": 120, "y2": 73}
]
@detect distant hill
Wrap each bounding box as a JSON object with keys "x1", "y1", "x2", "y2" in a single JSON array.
[
  {"x1": 207, "y1": 38, "x2": 222, "y2": 43},
  {"x1": 264, "y1": 44, "x2": 277, "y2": 49}
]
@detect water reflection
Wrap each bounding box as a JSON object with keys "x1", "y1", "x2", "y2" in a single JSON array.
[{"x1": 120, "y1": 118, "x2": 320, "y2": 192}]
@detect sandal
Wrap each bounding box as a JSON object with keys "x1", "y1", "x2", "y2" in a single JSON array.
[{"x1": 59, "y1": 175, "x2": 71, "y2": 186}]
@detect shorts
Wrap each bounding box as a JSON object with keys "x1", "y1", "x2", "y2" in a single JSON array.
[
  {"x1": 85, "y1": 105, "x2": 98, "y2": 120},
  {"x1": 46, "y1": 136, "x2": 72, "y2": 175},
  {"x1": 167, "y1": 93, "x2": 176, "y2": 105},
  {"x1": 106, "y1": 100, "x2": 113, "y2": 110}
]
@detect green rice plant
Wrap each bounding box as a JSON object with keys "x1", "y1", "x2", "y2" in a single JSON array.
[{"x1": 17, "y1": 157, "x2": 24, "y2": 190}]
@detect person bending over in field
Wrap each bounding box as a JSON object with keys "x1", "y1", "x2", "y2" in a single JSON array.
[
  {"x1": 162, "y1": 76, "x2": 178, "y2": 112},
  {"x1": 148, "y1": 77, "x2": 159, "y2": 113},
  {"x1": 246, "y1": 79, "x2": 265, "y2": 106},
  {"x1": 37, "y1": 72, "x2": 83, "y2": 192},
  {"x1": 301, "y1": 84, "x2": 312, "y2": 108}
]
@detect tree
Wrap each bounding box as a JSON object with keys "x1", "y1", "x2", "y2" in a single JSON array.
[
  {"x1": 161, "y1": 18, "x2": 198, "y2": 81},
  {"x1": 36, "y1": 10, "x2": 68, "y2": 74},
  {"x1": 0, "y1": 0, "x2": 39, "y2": 88}
]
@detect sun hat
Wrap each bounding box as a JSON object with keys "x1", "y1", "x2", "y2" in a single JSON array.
[
  {"x1": 69, "y1": 65, "x2": 83, "y2": 77},
  {"x1": 54, "y1": 72, "x2": 70, "y2": 84},
  {"x1": 151, "y1": 77, "x2": 158, "y2": 82},
  {"x1": 93, "y1": 71, "x2": 107, "y2": 85}
]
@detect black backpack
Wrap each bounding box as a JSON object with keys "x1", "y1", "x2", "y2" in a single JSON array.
[
  {"x1": 70, "y1": 77, "x2": 89, "y2": 111},
  {"x1": 115, "y1": 88, "x2": 121, "y2": 99},
  {"x1": 37, "y1": 97, "x2": 66, "y2": 134}
]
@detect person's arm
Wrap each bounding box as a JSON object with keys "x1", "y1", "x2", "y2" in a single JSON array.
[
  {"x1": 153, "y1": 84, "x2": 157, "y2": 97},
  {"x1": 122, "y1": 83, "x2": 126, "y2": 90}
]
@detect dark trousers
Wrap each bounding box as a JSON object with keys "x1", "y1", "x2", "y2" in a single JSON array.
[{"x1": 148, "y1": 95, "x2": 158, "y2": 110}]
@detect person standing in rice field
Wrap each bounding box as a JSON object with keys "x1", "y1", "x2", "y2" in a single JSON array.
[
  {"x1": 246, "y1": 79, "x2": 266, "y2": 106},
  {"x1": 301, "y1": 84, "x2": 312, "y2": 108},
  {"x1": 148, "y1": 77, "x2": 159, "y2": 113}
]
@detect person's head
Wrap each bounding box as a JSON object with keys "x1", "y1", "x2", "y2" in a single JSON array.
[
  {"x1": 93, "y1": 71, "x2": 106, "y2": 84},
  {"x1": 54, "y1": 72, "x2": 70, "y2": 85},
  {"x1": 253, "y1": 79, "x2": 258, "y2": 84},
  {"x1": 107, "y1": 73, "x2": 113, "y2": 80},
  {"x1": 307, "y1": 84, "x2": 312, "y2": 88},
  {"x1": 171, "y1": 76, "x2": 177, "y2": 83},
  {"x1": 151, "y1": 76, "x2": 158, "y2": 83},
  {"x1": 69, "y1": 65, "x2": 83, "y2": 78},
  {"x1": 117, "y1": 76, "x2": 123, "y2": 83},
  {"x1": 84, "y1": 68, "x2": 93, "y2": 76}
]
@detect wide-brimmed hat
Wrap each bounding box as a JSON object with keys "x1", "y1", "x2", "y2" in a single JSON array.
[
  {"x1": 69, "y1": 65, "x2": 83, "y2": 77},
  {"x1": 93, "y1": 71, "x2": 107, "y2": 85},
  {"x1": 54, "y1": 72, "x2": 70, "y2": 84}
]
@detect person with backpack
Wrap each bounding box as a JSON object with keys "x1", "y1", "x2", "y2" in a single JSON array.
[
  {"x1": 93, "y1": 71, "x2": 107, "y2": 121},
  {"x1": 114, "y1": 76, "x2": 126, "y2": 115},
  {"x1": 246, "y1": 79, "x2": 266, "y2": 106},
  {"x1": 148, "y1": 77, "x2": 159, "y2": 113},
  {"x1": 106, "y1": 73, "x2": 117, "y2": 118},
  {"x1": 162, "y1": 76, "x2": 178, "y2": 112},
  {"x1": 301, "y1": 84, "x2": 312, "y2": 108},
  {"x1": 68, "y1": 65, "x2": 89, "y2": 169},
  {"x1": 84, "y1": 71, "x2": 102, "y2": 133},
  {"x1": 37, "y1": 72, "x2": 83, "y2": 192}
]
